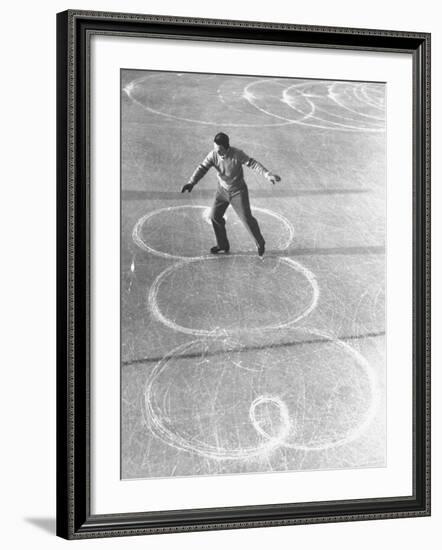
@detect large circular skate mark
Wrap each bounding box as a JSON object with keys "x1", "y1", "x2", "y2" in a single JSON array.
[
  {"x1": 327, "y1": 82, "x2": 385, "y2": 122},
  {"x1": 148, "y1": 256, "x2": 319, "y2": 335},
  {"x1": 355, "y1": 83, "x2": 386, "y2": 111},
  {"x1": 123, "y1": 73, "x2": 296, "y2": 127},
  {"x1": 244, "y1": 79, "x2": 385, "y2": 132},
  {"x1": 133, "y1": 205, "x2": 294, "y2": 260},
  {"x1": 124, "y1": 73, "x2": 384, "y2": 131},
  {"x1": 143, "y1": 330, "x2": 378, "y2": 460}
]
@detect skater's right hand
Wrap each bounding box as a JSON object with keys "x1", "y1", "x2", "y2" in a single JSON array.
[{"x1": 181, "y1": 183, "x2": 194, "y2": 193}]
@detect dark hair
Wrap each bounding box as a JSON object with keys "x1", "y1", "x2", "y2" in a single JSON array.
[{"x1": 214, "y1": 132, "x2": 230, "y2": 149}]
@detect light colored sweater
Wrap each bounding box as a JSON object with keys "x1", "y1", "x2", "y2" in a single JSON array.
[{"x1": 189, "y1": 146, "x2": 271, "y2": 191}]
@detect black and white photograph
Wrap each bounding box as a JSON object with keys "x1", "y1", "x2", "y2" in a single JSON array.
[
  {"x1": 1, "y1": 0, "x2": 437, "y2": 545},
  {"x1": 121, "y1": 69, "x2": 387, "y2": 480}
]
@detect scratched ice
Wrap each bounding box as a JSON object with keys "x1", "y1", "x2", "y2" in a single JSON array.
[
  {"x1": 148, "y1": 255, "x2": 318, "y2": 336},
  {"x1": 143, "y1": 330, "x2": 378, "y2": 460},
  {"x1": 133, "y1": 205, "x2": 294, "y2": 260},
  {"x1": 121, "y1": 70, "x2": 386, "y2": 480},
  {"x1": 124, "y1": 72, "x2": 385, "y2": 131}
]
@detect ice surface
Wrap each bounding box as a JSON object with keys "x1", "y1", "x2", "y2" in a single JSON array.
[{"x1": 121, "y1": 70, "x2": 386, "y2": 479}]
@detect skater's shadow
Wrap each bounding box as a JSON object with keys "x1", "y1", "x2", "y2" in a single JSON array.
[
  {"x1": 122, "y1": 187, "x2": 371, "y2": 201},
  {"x1": 222, "y1": 244, "x2": 385, "y2": 258}
]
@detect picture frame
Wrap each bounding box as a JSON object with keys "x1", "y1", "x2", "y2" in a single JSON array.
[{"x1": 56, "y1": 9, "x2": 431, "y2": 539}]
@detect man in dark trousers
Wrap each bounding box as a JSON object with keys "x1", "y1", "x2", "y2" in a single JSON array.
[{"x1": 182, "y1": 133, "x2": 281, "y2": 257}]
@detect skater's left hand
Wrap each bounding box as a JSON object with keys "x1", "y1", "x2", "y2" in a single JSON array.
[
  {"x1": 267, "y1": 173, "x2": 281, "y2": 185},
  {"x1": 181, "y1": 183, "x2": 195, "y2": 193}
]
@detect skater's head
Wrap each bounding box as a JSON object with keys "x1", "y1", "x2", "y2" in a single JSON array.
[{"x1": 214, "y1": 132, "x2": 230, "y2": 158}]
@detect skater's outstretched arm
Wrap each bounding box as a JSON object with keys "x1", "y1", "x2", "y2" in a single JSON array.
[
  {"x1": 181, "y1": 151, "x2": 215, "y2": 193},
  {"x1": 239, "y1": 150, "x2": 281, "y2": 185}
]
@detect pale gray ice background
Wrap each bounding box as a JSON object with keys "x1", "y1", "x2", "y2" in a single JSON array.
[{"x1": 120, "y1": 70, "x2": 386, "y2": 479}]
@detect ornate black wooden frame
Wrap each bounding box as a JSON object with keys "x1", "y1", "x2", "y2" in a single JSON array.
[{"x1": 56, "y1": 9, "x2": 431, "y2": 539}]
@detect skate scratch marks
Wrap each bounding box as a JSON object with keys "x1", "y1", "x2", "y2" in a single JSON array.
[
  {"x1": 131, "y1": 200, "x2": 379, "y2": 464},
  {"x1": 132, "y1": 204, "x2": 295, "y2": 260},
  {"x1": 147, "y1": 256, "x2": 319, "y2": 336},
  {"x1": 142, "y1": 333, "x2": 379, "y2": 460},
  {"x1": 123, "y1": 73, "x2": 385, "y2": 132}
]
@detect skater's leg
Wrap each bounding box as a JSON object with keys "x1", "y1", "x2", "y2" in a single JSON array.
[
  {"x1": 209, "y1": 186, "x2": 230, "y2": 250},
  {"x1": 230, "y1": 185, "x2": 264, "y2": 248}
]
